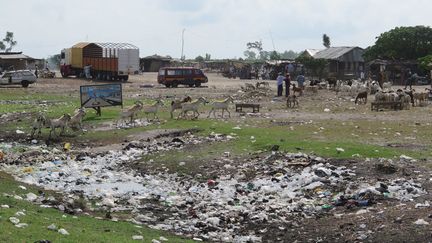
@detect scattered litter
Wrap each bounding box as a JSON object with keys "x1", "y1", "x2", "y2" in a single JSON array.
[
  {"x1": 58, "y1": 228, "x2": 70, "y2": 235},
  {"x1": 132, "y1": 235, "x2": 143, "y2": 240},
  {"x1": 413, "y1": 219, "x2": 429, "y2": 225},
  {"x1": 47, "y1": 224, "x2": 57, "y2": 231},
  {"x1": 9, "y1": 217, "x2": 20, "y2": 225}
]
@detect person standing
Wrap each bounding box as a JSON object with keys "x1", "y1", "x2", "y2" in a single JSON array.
[
  {"x1": 276, "y1": 72, "x2": 284, "y2": 96},
  {"x1": 297, "y1": 73, "x2": 305, "y2": 90},
  {"x1": 284, "y1": 73, "x2": 291, "y2": 97}
]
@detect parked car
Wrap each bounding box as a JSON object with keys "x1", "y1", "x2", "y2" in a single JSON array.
[
  {"x1": 0, "y1": 70, "x2": 37, "y2": 87},
  {"x1": 157, "y1": 67, "x2": 208, "y2": 88}
]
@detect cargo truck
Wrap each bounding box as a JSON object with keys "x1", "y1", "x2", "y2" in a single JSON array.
[{"x1": 60, "y1": 42, "x2": 139, "y2": 81}]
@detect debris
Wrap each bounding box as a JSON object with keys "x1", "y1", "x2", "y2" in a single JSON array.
[
  {"x1": 415, "y1": 201, "x2": 430, "y2": 208},
  {"x1": 152, "y1": 240, "x2": 161, "y2": 243},
  {"x1": 58, "y1": 228, "x2": 70, "y2": 235},
  {"x1": 413, "y1": 219, "x2": 429, "y2": 225},
  {"x1": 324, "y1": 108, "x2": 330, "y2": 112},
  {"x1": 47, "y1": 224, "x2": 57, "y2": 231},
  {"x1": 16, "y1": 130, "x2": 25, "y2": 134},
  {"x1": 26, "y1": 192, "x2": 38, "y2": 202},
  {"x1": 336, "y1": 147, "x2": 345, "y2": 153},
  {"x1": 159, "y1": 236, "x2": 168, "y2": 241},
  {"x1": 9, "y1": 217, "x2": 20, "y2": 225},
  {"x1": 132, "y1": 235, "x2": 143, "y2": 240},
  {"x1": 15, "y1": 223, "x2": 29, "y2": 228},
  {"x1": 18, "y1": 185, "x2": 27, "y2": 190}
]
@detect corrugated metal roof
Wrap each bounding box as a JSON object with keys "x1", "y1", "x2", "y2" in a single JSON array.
[
  {"x1": 94, "y1": 42, "x2": 139, "y2": 50},
  {"x1": 0, "y1": 53, "x2": 35, "y2": 60},
  {"x1": 304, "y1": 49, "x2": 322, "y2": 57},
  {"x1": 72, "y1": 42, "x2": 90, "y2": 48},
  {"x1": 313, "y1": 47, "x2": 359, "y2": 60}
]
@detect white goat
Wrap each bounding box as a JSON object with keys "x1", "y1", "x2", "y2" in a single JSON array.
[
  {"x1": 207, "y1": 96, "x2": 234, "y2": 118},
  {"x1": 141, "y1": 99, "x2": 164, "y2": 121},
  {"x1": 69, "y1": 108, "x2": 86, "y2": 131},
  {"x1": 178, "y1": 97, "x2": 207, "y2": 119},
  {"x1": 31, "y1": 112, "x2": 47, "y2": 138},
  {"x1": 117, "y1": 101, "x2": 143, "y2": 126},
  {"x1": 48, "y1": 114, "x2": 71, "y2": 138}
]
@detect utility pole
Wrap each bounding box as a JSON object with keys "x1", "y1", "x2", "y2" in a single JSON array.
[{"x1": 181, "y1": 28, "x2": 185, "y2": 61}]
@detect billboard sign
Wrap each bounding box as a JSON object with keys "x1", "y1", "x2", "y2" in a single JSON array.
[{"x1": 80, "y1": 84, "x2": 122, "y2": 108}]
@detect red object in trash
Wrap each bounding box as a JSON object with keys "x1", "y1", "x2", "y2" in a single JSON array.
[{"x1": 207, "y1": 179, "x2": 216, "y2": 187}]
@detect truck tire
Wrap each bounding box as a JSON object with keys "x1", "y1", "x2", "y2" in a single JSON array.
[
  {"x1": 195, "y1": 81, "x2": 201, "y2": 87},
  {"x1": 21, "y1": 81, "x2": 29, "y2": 88},
  {"x1": 165, "y1": 84, "x2": 171, "y2": 88}
]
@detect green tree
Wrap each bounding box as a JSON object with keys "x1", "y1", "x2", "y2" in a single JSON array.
[
  {"x1": 323, "y1": 34, "x2": 331, "y2": 48},
  {"x1": 195, "y1": 55, "x2": 204, "y2": 62},
  {"x1": 245, "y1": 41, "x2": 265, "y2": 60},
  {"x1": 269, "y1": 51, "x2": 280, "y2": 60},
  {"x1": 280, "y1": 50, "x2": 299, "y2": 59},
  {"x1": 0, "y1": 31, "x2": 17, "y2": 52},
  {"x1": 364, "y1": 26, "x2": 432, "y2": 61},
  {"x1": 296, "y1": 55, "x2": 328, "y2": 79},
  {"x1": 418, "y1": 55, "x2": 432, "y2": 72},
  {"x1": 205, "y1": 53, "x2": 211, "y2": 61},
  {"x1": 243, "y1": 50, "x2": 257, "y2": 60}
]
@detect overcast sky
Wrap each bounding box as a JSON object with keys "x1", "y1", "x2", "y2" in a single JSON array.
[{"x1": 1, "y1": 0, "x2": 431, "y2": 59}]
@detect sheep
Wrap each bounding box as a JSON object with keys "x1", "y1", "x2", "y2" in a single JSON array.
[
  {"x1": 178, "y1": 97, "x2": 207, "y2": 119},
  {"x1": 68, "y1": 108, "x2": 86, "y2": 131},
  {"x1": 286, "y1": 95, "x2": 298, "y2": 108},
  {"x1": 355, "y1": 91, "x2": 368, "y2": 104},
  {"x1": 48, "y1": 114, "x2": 71, "y2": 138},
  {"x1": 370, "y1": 81, "x2": 381, "y2": 94},
  {"x1": 207, "y1": 96, "x2": 234, "y2": 118},
  {"x1": 117, "y1": 101, "x2": 143, "y2": 126},
  {"x1": 141, "y1": 99, "x2": 164, "y2": 121},
  {"x1": 170, "y1": 96, "x2": 192, "y2": 118},
  {"x1": 31, "y1": 112, "x2": 47, "y2": 138},
  {"x1": 396, "y1": 90, "x2": 411, "y2": 109}
]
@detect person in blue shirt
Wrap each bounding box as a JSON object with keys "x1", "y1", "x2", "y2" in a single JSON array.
[
  {"x1": 276, "y1": 72, "x2": 284, "y2": 96},
  {"x1": 297, "y1": 74, "x2": 305, "y2": 90}
]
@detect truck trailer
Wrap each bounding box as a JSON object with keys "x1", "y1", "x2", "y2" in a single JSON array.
[{"x1": 60, "y1": 42, "x2": 139, "y2": 81}]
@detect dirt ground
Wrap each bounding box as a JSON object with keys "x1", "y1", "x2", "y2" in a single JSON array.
[{"x1": 2, "y1": 73, "x2": 432, "y2": 242}]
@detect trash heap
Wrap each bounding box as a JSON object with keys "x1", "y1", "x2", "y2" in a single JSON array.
[{"x1": 0, "y1": 138, "x2": 427, "y2": 242}]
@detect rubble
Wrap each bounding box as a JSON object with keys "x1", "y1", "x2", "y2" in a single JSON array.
[{"x1": 0, "y1": 134, "x2": 428, "y2": 241}]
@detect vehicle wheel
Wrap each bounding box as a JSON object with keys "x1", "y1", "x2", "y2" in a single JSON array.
[
  {"x1": 165, "y1": 84, "x2": 171, "y2": 88},
  {"x1": 21, "y1": 81, "x2": 29, "y2": 88},
  {"x1": 195, "y1": 82, "x2": 201, "y2": 87},
  {"x1": 61, "y1": 71, "x2": 67, "y2": 78},
  {"x1": 188, "y1": 84, "x2": 194, "y2": 87},
  {"x1": 172, "y1": 81, "x2": 178, "y2": 88}
]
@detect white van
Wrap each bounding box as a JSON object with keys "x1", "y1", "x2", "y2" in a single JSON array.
[{"x1": 0, "y1": 70, "x2": 37, "y2": 87}]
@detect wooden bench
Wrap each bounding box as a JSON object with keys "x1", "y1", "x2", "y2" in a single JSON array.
[
  {"x1": 235, "y1": 103, "x2": 260, "y2": 113},
  {"x1": 371, "y1": 101, "x2": 403, "y2": 111}
]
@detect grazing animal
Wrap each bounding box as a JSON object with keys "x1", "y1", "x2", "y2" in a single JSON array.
[
  {"x1": 355, "y1": 91, "x2": 368, "y2": 104},
  {"x1": 207, "y1": 96, "x2": 234, "y2": 118},
  {"x1": 141, "y1": 99, "x2": 164, "y2": 121},
  {"x1": 117, "y1": 101, "x2": 143, "y2": 126},
  {"x1": 178, "y1": 97, "x2": 207, "y2": 119},
  {"x1": 48, "y1": 114, "x2": 71, "y2": 138},
  {"x1": 255, "y1": 81, "x2": 270, "y2": 89},
  {"x1": 326, "y1": 77, "x2": 337, "y2": 89},
  {"x1": 31, "y1": 113, "x2": 47, "y2": 138},
  {"x1": 292, "y1": 84, "x2": 303, "y2": 96},
  {"x1": 286, "y1": 95, "x2": 298, "y2": 108},
  {"x1": 68, "y1": 108, "x2": 86, "y2": 131},
  {"x1": 413, "y1": 89, "x2": 428, "y2": 106},
  {"x1": 170, "y1": 96, "x2": 192, "y2": 118}
]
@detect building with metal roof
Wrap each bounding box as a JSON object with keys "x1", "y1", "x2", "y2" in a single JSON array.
[{"x1": 0, "y1": 52, "x2": 42, "y2": 71}]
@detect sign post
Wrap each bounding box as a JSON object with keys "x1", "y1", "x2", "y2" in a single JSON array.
[{"x1": 80, "y1": 84, "x2": 123, "y2": 116}]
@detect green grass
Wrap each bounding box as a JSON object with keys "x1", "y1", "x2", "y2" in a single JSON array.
[{"x1": 0, "y1": 172, "x2": 193, "y2": 243}]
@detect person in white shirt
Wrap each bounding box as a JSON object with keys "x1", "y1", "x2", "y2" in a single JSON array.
[{"x1": 276, "y1": 72, "x2": 284, "y2": 96}]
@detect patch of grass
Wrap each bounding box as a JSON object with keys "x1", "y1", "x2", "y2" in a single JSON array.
[{"x1": 0, "y1": 172, "x2": 192, "y2": 243}]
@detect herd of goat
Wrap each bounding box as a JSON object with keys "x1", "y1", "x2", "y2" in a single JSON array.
[{"x1": 29, "y1": 78, "x2": 431, "y2": 138}]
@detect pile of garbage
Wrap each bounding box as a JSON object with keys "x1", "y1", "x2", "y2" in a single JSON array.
[{"x1": 0, "y1": 137, "x2": 427, "y2": 242}]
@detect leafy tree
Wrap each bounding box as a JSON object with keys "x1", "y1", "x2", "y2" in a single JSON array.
[
  {"x1": 243, "y1": 50, "x2": 257, "y2": 60},
  {"x1": 364, "y1": 26, "x2": 432, "y2": 61},
  {"x1": 418, "y1": 55, "x2": 432, "y2": 72},
  {"x1": 0, "y1": 32, "x2": 17, "y2": 52},
  {"x1": 280, "y1": 50, "x2": 299, "y2": 59},
  {"x1": 205, "y1": 53, "x2": 211, "y2": 61},
  {"x1": 323, "y1": 34, "x2": 331, "y2": 48},
  {"x1": 296, "y1": 55, "x2": 328, "y2": 79},
  {"x1": 245, "y1": 41, "x2": 265, "y2": 60},
  {"x1": 269, "y1": 51, "x2": 280, "y2": 60},
  {"x1": 195, "y1": 55, "x2": 204, "y2": 62}
]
